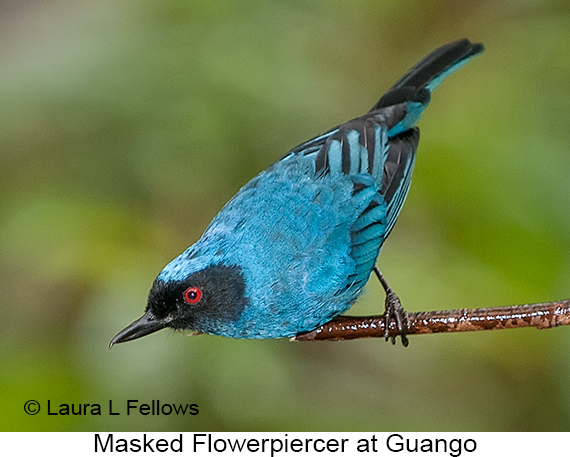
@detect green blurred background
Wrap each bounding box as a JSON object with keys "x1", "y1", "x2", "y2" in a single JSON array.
[{"x1": 1, "y1": 0, "x2": 570, "y2": 432}]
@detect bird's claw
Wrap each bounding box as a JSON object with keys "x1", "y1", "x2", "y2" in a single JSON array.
[{"x1": 383, "y1": 290, "x2": 410, "y2": 347}]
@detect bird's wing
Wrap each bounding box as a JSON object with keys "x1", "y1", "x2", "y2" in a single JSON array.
[
  {"x1": 330, "y1": 111, "x2": 418, "y2": 290},
  {"x1": 282, "y1": 105, "x2": 418, "y2": 291},
  {"x1": 289, "y1": 104, "x2": 418, "y2": 234}
]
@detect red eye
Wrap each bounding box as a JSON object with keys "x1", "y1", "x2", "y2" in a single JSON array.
[{"x1": 183, "y1": 287, "x2": 202, "y2": 304}]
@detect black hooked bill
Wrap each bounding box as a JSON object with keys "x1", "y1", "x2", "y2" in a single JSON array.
[{"x1": 109, "y1": 311, "x2": 168, "y2": 348}]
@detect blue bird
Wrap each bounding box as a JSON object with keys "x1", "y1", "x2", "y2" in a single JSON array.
[{"x1": 110, "y1": 39, "x2": 483, "y2": 348}]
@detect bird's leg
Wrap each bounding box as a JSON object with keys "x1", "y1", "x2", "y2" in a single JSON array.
[{"x1": 373, "y1": 266, "x2": 410, "y2": 347}]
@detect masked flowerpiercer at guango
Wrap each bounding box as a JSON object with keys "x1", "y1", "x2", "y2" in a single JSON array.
[{"x1": 110, "y1": 39, "x2": 483, "y2": 348}]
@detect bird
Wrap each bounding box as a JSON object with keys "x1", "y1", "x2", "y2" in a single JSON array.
[{"x1": 110, "y1": 38, "x2": 483, "y2": 348}]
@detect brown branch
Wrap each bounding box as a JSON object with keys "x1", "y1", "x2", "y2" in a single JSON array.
[{"x1": 291, "y1": 299, "x2": 570, "y2": 342}]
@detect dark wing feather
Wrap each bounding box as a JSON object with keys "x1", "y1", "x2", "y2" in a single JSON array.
[{"x1": 382, "y1": 128, "x2": 419, "y2": 235}]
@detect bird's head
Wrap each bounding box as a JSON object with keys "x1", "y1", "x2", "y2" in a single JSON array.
[{"x1": 109, "y1": 257, "x2": 248, "y2": 347}]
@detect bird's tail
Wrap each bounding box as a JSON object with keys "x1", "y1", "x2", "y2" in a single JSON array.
[{"x1": 370, "y1": 39, "x2": 483, "y2": 132}]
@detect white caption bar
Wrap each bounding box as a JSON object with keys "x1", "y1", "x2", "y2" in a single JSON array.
[{"x1": 0, "y1": 432, "x2": 561, "y2": 456}]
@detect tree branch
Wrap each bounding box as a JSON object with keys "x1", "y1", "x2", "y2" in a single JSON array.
[{"x1": 291, "y1": 299, "x2": 570, "y2": 342}]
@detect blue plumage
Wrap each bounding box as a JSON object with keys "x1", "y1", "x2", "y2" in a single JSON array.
[{"x1": 110, "y1": 39, "x2": 483, "y2": 346}]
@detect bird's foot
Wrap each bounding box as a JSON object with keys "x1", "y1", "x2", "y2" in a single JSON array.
[{"x1": 383, "y1": 290, "x2": 410, "y2": 347}]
